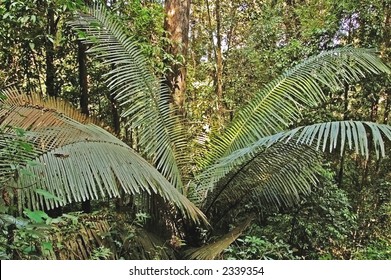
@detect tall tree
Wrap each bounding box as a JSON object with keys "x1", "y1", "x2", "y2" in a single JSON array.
[
  {"x1": 164, "y1": 0, "x2": 191, "y2": 116},
  {"x1": 78, "y1": 42, "x2": 88, "y2": 116},
  {"x1": 45, "y1": 1, "x2": 57, "y2": 97},
  {"x1": 214, "y1": 0, "x2": 223, "y2": 114}
]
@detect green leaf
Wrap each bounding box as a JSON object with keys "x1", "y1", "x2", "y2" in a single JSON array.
[
  {"x1": 42, "y1": 242, "x2": 53, "y2": 251},
  {"x1": 88, "y1": 20, "x2": 101, "y2": 28},
  {"x1": 26, "y1": 160, "x2": 40, "y2": 167},
  {"x1": 23, "y1": 245, "x2": 35, "y2": 254},
  {"x1": 62, "y1": 214, "x2": 78, "y2": 225},
  {"x1": 46, "y1": 35, "x2": 54, "y2": 43},
  {"x1": 20, "y1": 168, "x2": 35, "y2": 177},
  {"x1": 28, "y1": 42, "x2": 35, "y2": 50},
  {"x1": 76, "y1": 30, "x2": 87, "y2": 39},
  {"x1": 195, "y1": 121, "x2": 391, "y2": 216},
  {"x1": 23, "y1": 209, "x2": 49, "y2": 223},
  {"x1": 34, "y1": 189, "x2": 63, "y2": 202},
  {"x1": 19, "y1": 142, "x2": 34, "y2": 152},
  {"x1": 14, "y1": 127, "x2": 26, "y2": 137}
]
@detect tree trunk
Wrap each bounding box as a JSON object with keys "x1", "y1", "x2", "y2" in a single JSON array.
[
  {"x1": 46, "y1": 3, "x2": 56, "y2": 97},
  {"x1": 107, "y1": 91, "x2": 121, "y2": 135},
  {"x1": 78, "y1": 42, "x2": 89, "y2": 116},
  {"x1": 215, "y1": 0, "x2": 224, "y2": 115},
  {"x1": 164, "y1": 0, "x2": 191, "y2": 116},
  {"x1": 78, "y1": 41, "x2": 91, "y2": 213}
]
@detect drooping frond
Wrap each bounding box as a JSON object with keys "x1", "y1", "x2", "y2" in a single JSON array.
[
  {"x1": 1, "y1": 88, "x2": 94, "y2": 124},
  {"x1": 200, "y1": 143, "x2": 321, "y2": 222},
  {"x1": 194, "y1": 121, "x2": 391, "y2": 219},
  {"x1": 202, "y1": 48, "x2": 390, "y2": 167},
  {"x1": 0, "y1": 89, "x2": 206, "y2": 224},
  {"x1": 184, "y1": 216, "x2": 253, "y2": 260},
  {"x1": 68, "y1": 4, "x2": 187, "y2": 190}
]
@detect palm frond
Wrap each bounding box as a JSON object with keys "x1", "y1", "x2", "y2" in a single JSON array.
[
  {"x1": 194, "y1": 121, "x2": 391, "y2": 218},
  {"x1": 68, "y1": 4, "x2": 187, "y2": 190},
  {"x1": 184, "y1": 216, "x2": 253, "y2": 260},
  {"x1": 0, "y1": 89, "x2": 206, "y2": 224},
  {"x1": 202, "y1": 48, "x2": 390, "y2": 167},
  {"x1": 200, "y1": 144, "x2": 321, "y2": 222}
]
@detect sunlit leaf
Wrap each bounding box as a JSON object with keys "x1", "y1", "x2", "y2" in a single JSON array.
[{"x1": 23, "y1": 209, "x2": 49, "y2": 223}]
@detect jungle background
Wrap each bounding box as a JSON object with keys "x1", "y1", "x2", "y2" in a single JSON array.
[{"x1": 0, "y1": 0, "x2": 390, "y2": 260}]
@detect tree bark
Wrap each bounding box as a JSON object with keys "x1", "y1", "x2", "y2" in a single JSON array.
[
  {"x1": 215, "y1": 0, "x2": 224, "y2": 114},
  {"x1": 78, "y1": 42, "x2": 89, "y2": 116},
  {"x1": 164, "y1": 0, "x2": 191, "y2": 116},
  {"x1": 46, "y1": 3, "x2": 56, "y2": 97},
  {"x1": 107, "y1": 91, "x2": 121, "y2": 135},
  {"x1": 78, "y1": 41, "x2": 91, "y2": 213}
]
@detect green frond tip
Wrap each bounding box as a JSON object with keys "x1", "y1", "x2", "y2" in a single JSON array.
[
  {"x1": 68, "y1": 3, "x2": 188, "y2": 191},
  {"x1": 285, "y1": 121, "x2": 391, "y2": 159},
  {"x1": 202, "y1": 48, "x2": 390, "y2": 167},
  {"x1": 197, "y1": 120, "x2": 391, "y2": 196}
]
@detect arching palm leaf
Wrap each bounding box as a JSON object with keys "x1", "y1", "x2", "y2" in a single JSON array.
[
  {"x1": 68, "y1": 4, "x2": 187, "y2": 190},
  {"x1": 0, "y1": 89, "x2": 206, "y2": 224},
  {"x1": 195, "y1": 121, "x2": 391, "y2": 219},
  {"x1": 202, "y1": 48, "x2": 390, "y2": 167}
]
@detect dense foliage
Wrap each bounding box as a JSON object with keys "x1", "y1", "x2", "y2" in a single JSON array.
[{"x1": 1, "y1": 0, "x2": 390, "y2": 260}]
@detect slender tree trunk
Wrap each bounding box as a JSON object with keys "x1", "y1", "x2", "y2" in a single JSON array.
[
  {"x1": 215, "y1": 0, "x2": 224, "y2": 115},
  {"x1": 78, "y1": 42, "x2": 89, "y2": 116},
  {"x1": 361, "y1": 95, "x2": 379, "y2": 188},
  {"x1": 23, "y1": 42, "x2": 32, "y2": 93},
  {"x1": 106, "y1": 86, "x2": 121, "y2": 136},
  {"x1": 46, "y1": 3, "x2": 56, "y2": 97},
  {"x1": 205, "y1": 0, "x2": 224, "y2": 119},
  {"x1": 77, "y1": 41, "x2": 92, "y2": 213},
  {"x1": 44, "y1": 3, "x2": 62, "y2": 217},
  {"x1": 164, "y1": 0, "x2": 191, "y2": 116},
  {"x1": 383, "y1": 90, "x2": 390, "y2": 123}
]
